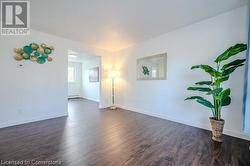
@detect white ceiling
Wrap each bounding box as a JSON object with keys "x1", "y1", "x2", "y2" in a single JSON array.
[
  {"x1": 68, "y1": 50, "x2": 99, "y2": 62},
  {"x1": 31, "y1": 0, "x2": 247, "y2": 52}
]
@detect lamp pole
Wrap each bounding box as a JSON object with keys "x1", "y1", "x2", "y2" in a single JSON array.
[
  {"x1": 109, "y1": 70, "x2": 118, "y2": 110},
  {"x1": 111, "y1": 77, "x2": 115, "y2": 109}
]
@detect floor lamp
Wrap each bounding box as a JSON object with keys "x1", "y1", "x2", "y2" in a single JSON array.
[{"x1": 109, "y1": 70, "x2": 118, "y2": 110}]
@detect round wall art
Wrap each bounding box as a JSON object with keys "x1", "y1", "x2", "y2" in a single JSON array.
[{"x1": 14, "y1": 43, "x2": 55, "y2": 64}]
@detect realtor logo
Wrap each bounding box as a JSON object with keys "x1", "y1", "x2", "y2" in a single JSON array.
[{"x1": 1, "y1": 1, "x2": 30, "y2": 35}]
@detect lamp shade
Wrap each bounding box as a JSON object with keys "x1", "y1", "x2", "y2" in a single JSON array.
[{"x1": 108, "y1": 70, "x2": 119, "y2": 78}]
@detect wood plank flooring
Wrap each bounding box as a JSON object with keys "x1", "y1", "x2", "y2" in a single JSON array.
[{"x1": 0, "y1": 99, "x2": 250, "y2": 166}]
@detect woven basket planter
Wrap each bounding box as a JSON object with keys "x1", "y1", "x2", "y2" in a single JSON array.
[{"x1": 209, "y1": 117, "x2": 225, "y2": 142}]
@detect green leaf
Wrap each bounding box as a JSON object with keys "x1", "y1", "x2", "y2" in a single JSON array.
[
  {"x1": 187, "y1": 87, "x2": 211, "y2": 92},
  {"x1": 220, "y1": 88, "x2": 231, "y2": 99},
  {"x1": 195, "y1": 81, "x2": 212, "y2": 86},
  {"x1": 196, "y1": 98, "x2": 214, "y2": 108},
  {"x1": 215, "y1": 43, "x2": 247, "y2": 63},
  {"x1": 222, "y1": 63, "x2": 244, "y2": 76},
  {"x1": 206, "y1": 88, "x2": 223, "y2": 95},
  {"x1": 191, "y1": 65, "x2": 220, "y2": 77},
  {"x1": 221, "y1": 59, "x2": 246, "y2": 71},
  {"x1": 214, "y1": 76, "x2": 229, "y2": 86},
  {"x1": 221, "y1": 96, "x2": 231, "y2": 107},
  {"x1": 185, "y1": 96, "x2": 214, "y2": 109},
  {"x1": 185, "y1": 96, "x2": 204, "y2": 100}
]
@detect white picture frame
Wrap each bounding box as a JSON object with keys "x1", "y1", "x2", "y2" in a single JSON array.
[
  {"x1": 89, "y1": 67, "x2": 99, "y2": 82},
  {"x1": 136, "y1": 53, "x2": 167, "y2": 80}
]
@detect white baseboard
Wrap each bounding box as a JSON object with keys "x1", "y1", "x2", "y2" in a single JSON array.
[
  {"x1": 0, "y1": 112, "x2": 68, "y2": 129},
  {"x1": 82, "y1": 97, "x2": 100, "y2": 103},
  {"x1": 99, "y1": 104, "x2": 108, "y2": 109},
  {"x1": 117, "y1": 104, "x2": 250, "y2": 141},
  {"x1": 68, "y1": 95, "x2": 82, "y2": 99}
]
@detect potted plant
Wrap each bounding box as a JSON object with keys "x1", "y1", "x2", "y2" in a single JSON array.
[{"x1": 185, "y1": 43, "x2": 247, "y2": 142}]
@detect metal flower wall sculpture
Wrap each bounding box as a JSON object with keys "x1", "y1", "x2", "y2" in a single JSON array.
[{"x1": 14, "y1": 43, "x2": 54, "y2": 64}]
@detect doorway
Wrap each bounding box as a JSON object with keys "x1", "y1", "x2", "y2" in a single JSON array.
[{"x1": 68, "y1": 50, "x2": 101, "y2": 103}]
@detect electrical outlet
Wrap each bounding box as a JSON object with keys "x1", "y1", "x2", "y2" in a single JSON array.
[{"x1": 17, "y1": 64, "x2": 24, "y2": 68}]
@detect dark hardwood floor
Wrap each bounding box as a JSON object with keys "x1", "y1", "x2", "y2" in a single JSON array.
[{"x1": 0, "y1": 99, "x2": 250, "y2": 166}]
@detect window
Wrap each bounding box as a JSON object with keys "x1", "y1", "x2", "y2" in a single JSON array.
[
  {"x1": 151, "y1": 67, "x2": 158, "y2": 78},
  {"x1": 68, "y1": 67, "x2": 76, "y2": 82}
]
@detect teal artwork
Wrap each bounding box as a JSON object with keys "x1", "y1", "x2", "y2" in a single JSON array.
[
  {"x1": 14, "y1": 43, "x2": 55, "y2": 64},
  {"x1": 34, "y1": 51, "x2": 40, "y2": 57},
  {"x1": 37, "y1": 57, "x2": 46, "y2": 64},
  {"x1": 142, "y1": 66, "x2": 150, "y2": 75}
]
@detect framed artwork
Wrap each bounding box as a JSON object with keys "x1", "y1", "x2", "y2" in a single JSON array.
[
  {"x1": 137, "y1": 53, "x2": 167, "y2": 80},
  {"x1": 89, "y1": 67, "x2": 99, "y2": 82}
]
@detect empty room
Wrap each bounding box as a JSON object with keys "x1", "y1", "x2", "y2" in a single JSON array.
[{"x1": 0, "y1": 0, "x2": 250, "y2": 165}]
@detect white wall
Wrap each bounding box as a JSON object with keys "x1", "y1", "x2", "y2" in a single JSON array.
[
  {"x1": 113, "y1": 6, "x2": 250, "y2": 140},
  {"x1": 82, "y1": 57, "x2": 101, "y2": 102},
  {"x1": 68, "y1": 62, "x2": 82, "y2": 97},
  {"x1": 0, "y1": 29, "x2": 111, "y2": 128}
]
